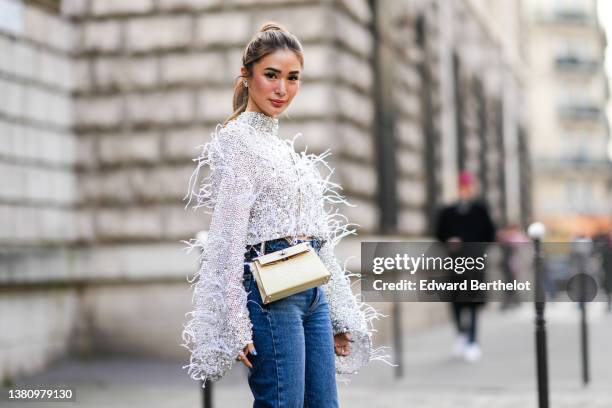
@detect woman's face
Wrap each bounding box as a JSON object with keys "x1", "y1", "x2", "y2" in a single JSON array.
[{"x1": 242, "y1": 48, "x2": 302, "y2": 118}]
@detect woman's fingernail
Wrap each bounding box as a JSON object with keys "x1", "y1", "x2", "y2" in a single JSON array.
[{"x1": 251, "y1": 348, "x2": 257, "y2": 355}]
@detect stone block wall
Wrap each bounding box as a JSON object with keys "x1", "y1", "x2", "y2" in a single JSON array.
[
  {"x1": 0, "y1": 2, "x2": 75, "y2": 245},
  {"x1": 0, "y1": 0, "x2": 77, "y2": 385}
]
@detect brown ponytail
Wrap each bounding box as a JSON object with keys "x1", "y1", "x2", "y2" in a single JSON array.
[{"x1": 225, "y1": 22, "x2": 304, "y2": 124}]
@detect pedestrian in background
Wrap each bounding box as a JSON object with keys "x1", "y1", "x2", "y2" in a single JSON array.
[{"x1": 435, "y1": 170, "x2": 496, "y2": 362}]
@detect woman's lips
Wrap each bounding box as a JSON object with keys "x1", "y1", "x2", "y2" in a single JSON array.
[{"x1": 270, "y1": 99, "x2": 286, "y2": 108}]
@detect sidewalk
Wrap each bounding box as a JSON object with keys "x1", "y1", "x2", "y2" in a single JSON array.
[
  {"x1": 5, "y1": 302, "x2": 612, "y2": 407},
  {"x1": 337, "y1": 301, "x2": 612, "y2": 407}
]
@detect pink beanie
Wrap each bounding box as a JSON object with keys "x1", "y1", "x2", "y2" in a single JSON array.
[{"x1": 458, "y1": 170, "x2": 474, "y2": 187}]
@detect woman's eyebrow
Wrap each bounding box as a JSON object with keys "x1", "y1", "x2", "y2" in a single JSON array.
[{"x1": 264, "y1": 67, "x2": 301, "y2": 75}]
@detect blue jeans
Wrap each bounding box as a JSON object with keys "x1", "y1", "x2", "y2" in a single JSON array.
[
  {"x1": 451, "y1": 302, "x2": 478, "y2": 344},
  {"x1": 242, "y1": 239, "x2": 339, "y2": 408}
]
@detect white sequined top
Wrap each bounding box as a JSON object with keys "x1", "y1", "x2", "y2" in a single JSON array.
[{"x1": 181, "y1": 111, "x2": 386, "y2": 385}]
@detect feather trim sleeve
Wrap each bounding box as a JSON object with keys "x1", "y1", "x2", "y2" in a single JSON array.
[
  {"x1": 290, "y1": 138, "x2": 391, "y2": 375},
  {"x1": 318, "y1": 230, "x2": 392, "y2": 375},
  {"x1": 180, "y1": 124, "x2": 256, "y2": 386}
]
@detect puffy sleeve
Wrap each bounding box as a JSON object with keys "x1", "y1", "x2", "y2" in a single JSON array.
[
  {"x1": 180, "y1": 124, "x2": 257, "y2": 386},
  {"x1": 318, "y1": 241, "x2": 374, "y2": 374},
  {"x1": 300, "y1": 146, "x2": 391, "y2": 375}
]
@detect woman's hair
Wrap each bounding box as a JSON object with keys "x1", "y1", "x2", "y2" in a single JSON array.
[{"x1": 225, "y1": 22, "x2": 304, "y2": 123}]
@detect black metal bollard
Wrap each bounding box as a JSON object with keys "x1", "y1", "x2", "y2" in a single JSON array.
[
  {"x1": 580, "y1": 297, "x2": 590, "y2": 386},
  {"x1": 528, "y1": 222, "x2": 549, "y2": 408},
  {"x1": 573, "y1": 237, "x2": 592, "y2": 387},
  {"x1": 201, "y1": 380, "x2": 212, "y2": 408}
]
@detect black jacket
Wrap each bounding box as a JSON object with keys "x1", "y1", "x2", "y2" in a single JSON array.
[
  {"x1": 434, "y1": 199, "x2": 496, "y2": 304},
  {"x1": 435, "y1": 199, "x2": 496, "y2": 244}
]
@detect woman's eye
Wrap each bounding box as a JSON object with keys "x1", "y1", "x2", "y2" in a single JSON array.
[
  {"x1": 265, "y1": 72, "x2": 277, "y2": 79},
  {"x1": 289, "y1": 76, "x2": 299, "y2": 81}
]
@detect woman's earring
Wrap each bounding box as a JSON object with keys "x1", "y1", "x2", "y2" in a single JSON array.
[{"x1": 243, "y1": 80, "x2": 248, "y2": 88}]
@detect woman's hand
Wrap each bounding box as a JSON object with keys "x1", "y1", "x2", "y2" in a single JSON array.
[
  {"x1": 237, "y1": 342, "x2": 256, "y2": 369},
  {"x1": 334, "y1": 332, "x2": 352, "y2": 357}
]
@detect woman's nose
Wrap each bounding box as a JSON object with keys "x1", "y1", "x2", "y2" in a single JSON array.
[{"x1": 275, "y1": 80, "x2": 286, "y2": 96}]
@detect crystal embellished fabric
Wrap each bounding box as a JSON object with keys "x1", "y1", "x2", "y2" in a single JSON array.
[{"x1": 181, "y1": 111, "x2": 388, "y2": 386}]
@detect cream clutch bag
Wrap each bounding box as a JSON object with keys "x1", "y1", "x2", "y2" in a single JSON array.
[{"x1": 250, "y1": 241, "x2": 331, "y2": 304}]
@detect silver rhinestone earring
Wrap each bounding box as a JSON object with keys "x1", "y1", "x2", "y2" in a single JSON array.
[{"x1": 243, "y1": 80, "x2": 248, "y2": 88}]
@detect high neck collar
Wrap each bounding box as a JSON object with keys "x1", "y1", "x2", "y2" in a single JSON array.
[{"x1": 237, "y1": 111, "x2": 279, "y2": 136}]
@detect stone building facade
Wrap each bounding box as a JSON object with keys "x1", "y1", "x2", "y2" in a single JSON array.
[
  {"x1": 0, "y1": 0, "x2": 78, "y2": 384},
  {"x1": 0, "y1": 0, "x2": 530, "y2": 383},
  {"x1": 524, "y1": 0, "x2": 611, "y2": 237}
]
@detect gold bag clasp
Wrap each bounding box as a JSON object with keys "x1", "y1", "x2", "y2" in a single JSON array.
[{"x1": 253, "y1": 242, "x2": 312, "y2": 266}]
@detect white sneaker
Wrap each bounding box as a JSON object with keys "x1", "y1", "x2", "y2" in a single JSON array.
[
  {"x1": 464, "y1": 343, "x2": 482, "y2": 362},
  {"x1": 452, "y1": 334, "x2": 467, "y2": 358}
]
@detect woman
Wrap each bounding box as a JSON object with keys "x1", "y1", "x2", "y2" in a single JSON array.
[{"x1": 182, "y1": 22, "x2": 385, "y2": 406}]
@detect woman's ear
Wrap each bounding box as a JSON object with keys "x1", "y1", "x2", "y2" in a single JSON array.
[{"x1": 240, "y1": 66, "x2": 248, "y2": 80}]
